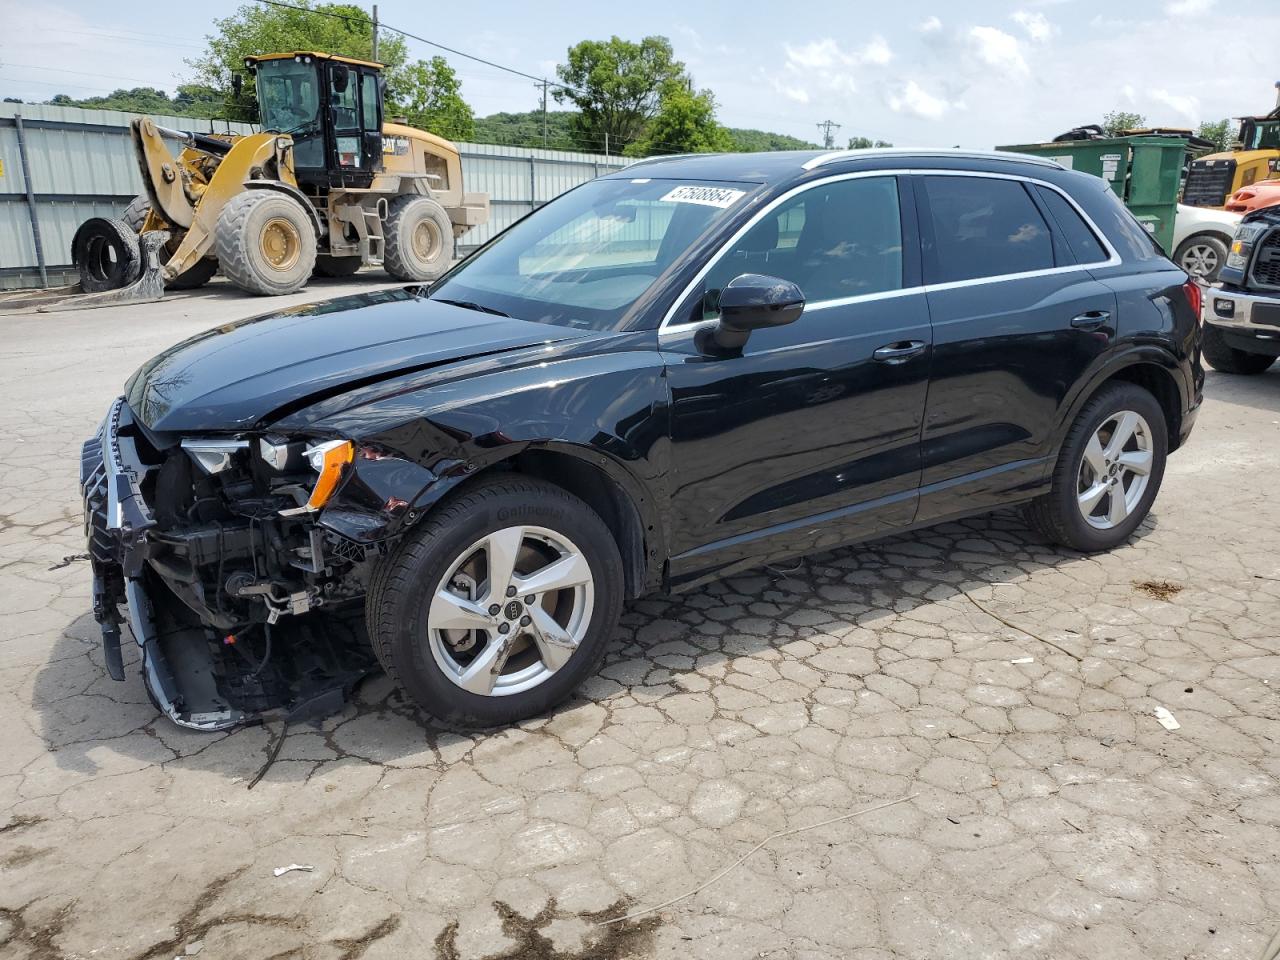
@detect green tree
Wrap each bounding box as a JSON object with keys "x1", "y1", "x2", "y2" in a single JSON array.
[
  {"x1": 473, "y1": 110, "x2": 581, "y2": 150},
  {"x1": 847, "y1": 135, "x2": 893, "y2": 149},
  {"x1": 189, "y1": 1, "x2": 408, "y2": 119},
  {"x1": 625, "y1": 80, "x2": 731, "y2": 156},
  {"x1": 388, "y1": 56, "x2": 474, "y2": 141},
  {"x1": 554, "y1": 36, "x2": 685, "y2": 153},
  {"x1": 726, "y1": 128, "x2": 819, "y2": 152},
  {"x1": 1102, "y1": 110, "x2": 1146, "y2": 137},
  {"x1": 1197, "y1": 118, "x2": 1232, "y2": 152}
]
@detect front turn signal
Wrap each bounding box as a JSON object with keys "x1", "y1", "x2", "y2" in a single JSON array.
[{"x1": 304, "y1": 439, "x2": 354, "y2": 510}]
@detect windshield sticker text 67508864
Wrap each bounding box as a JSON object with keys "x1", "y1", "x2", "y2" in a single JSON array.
[{"x1": 659, "y1": 185, "x2": 746, "y2": 208}]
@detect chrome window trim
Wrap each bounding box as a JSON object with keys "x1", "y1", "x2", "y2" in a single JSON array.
[{"x1": 659, "y1": 168, "x2": 1121, "y2": 334}]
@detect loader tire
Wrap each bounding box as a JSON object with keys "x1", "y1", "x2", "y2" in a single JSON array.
[
  {"x1": 313, "y1": 254, "x2": 363, "y2": 278},
  {"x1": 383, "y1": 196, "x2": 454, "y2": 283},
  {"x1": 72, "y1": 218, "x2": 141, "y2": 293},
  {"x1": 215, "y1": 191, "x2": 317, "y2": 296},
  {"x1": 124, "y1": 195, "x2": 218, "y2": 290}
]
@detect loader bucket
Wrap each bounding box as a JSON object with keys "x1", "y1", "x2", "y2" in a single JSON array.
[{"x1": 0, "y1": 229, "x2": 170, "y2": 315}]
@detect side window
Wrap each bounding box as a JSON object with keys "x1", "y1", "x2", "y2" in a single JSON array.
[
  {"x1": 1035, "y1": 185, "x2": 1108, "y2": 264},
  {"x1": 700, "y1": 176, "x2": 903, "y2": 318},
  {"x1": 360, "y1": 73, "x2": 380, "y2": 132},
  {"x1": 922, "y1": 176, "x2": 1054, "y2": 283}
]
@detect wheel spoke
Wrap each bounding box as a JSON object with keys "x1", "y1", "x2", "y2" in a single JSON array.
[
  {"x1": 1078, "y1": 480, "x2": 1109, "y2": 514},
  {"x1": 430, "y1": 590, "x2": 495, "y2": 633},
  {"x1": 1104, "y1": 412, "x2": 1139, "y2": 459},
  {"x1": 527, "y1": 605, "x2": 577, "y2": 673},
  {"x1": 457, "y1": 635, "x2": 514, "y2": 695},
  {"x1": 1117, "y1": 449, "x2": 1153, "y2": 476},
  {"x1": 1082, "y1": 433, "x2": 1107, "y2": 478},
  {"x1": 483, "y1": 527, "x2": 525, "y2": 602},
  {"x1": 514, "y1": 552, "x2": 592, "y2": 596},
  {"x1": 1107, "y1": 486, "x2": 1130, "y2": 525}
]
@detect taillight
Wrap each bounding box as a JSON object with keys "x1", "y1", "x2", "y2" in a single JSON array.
[{"x1": 1182, "y1": 279, "x2": 1202, "y2": 322}]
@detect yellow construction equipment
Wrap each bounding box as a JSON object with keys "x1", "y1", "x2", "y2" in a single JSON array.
[
  {"x1": 1183, "y1": 82, "x2": 1280, "y2": 208},
  {"x1": 3, "y1": 51, "x2": 488, "y2": 311}
]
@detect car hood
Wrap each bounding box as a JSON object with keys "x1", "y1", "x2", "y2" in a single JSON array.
[{"x1": 126, "y1": 289, "x2": 591, "y2": 433}]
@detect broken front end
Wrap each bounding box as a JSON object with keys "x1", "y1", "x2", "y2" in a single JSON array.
[{"x1": 80, "y1": 397, "x2": 434, "y2": 730}]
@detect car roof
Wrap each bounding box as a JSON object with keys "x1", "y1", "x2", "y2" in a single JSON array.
[{"x1": 604, "y1": 148, "x2": 1066, "y2": 187}]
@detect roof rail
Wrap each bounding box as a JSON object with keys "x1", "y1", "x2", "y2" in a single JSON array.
[
  {"x1": 801, "y1": 148, "x2": 1064, "y2": 171},
  {"x1": 623, "y1": 152, "x2": 706, "y2": 170}
]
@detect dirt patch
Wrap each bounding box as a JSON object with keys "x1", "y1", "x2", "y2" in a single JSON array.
[
  {"x1": 1, "y1": 846, "x2": 50, "y2": 868},
  {"x1": 1134, "y1": 580, "x2": 1183, "y2": 601},
  {"x1": 433, "y1": 898, "x2": 661, "y2": 960},
  {"x1": 0, "y1": 815, "x2": 45, "y2": 836}
]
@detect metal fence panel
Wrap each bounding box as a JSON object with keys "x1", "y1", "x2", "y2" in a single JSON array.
[{"x1": 0, "y1": 102, "x2": 630, "y2": 287}]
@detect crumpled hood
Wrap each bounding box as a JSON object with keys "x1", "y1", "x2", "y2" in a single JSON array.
[{"x1": 126, "y1": 289, "x2": 587, "y2": 433}]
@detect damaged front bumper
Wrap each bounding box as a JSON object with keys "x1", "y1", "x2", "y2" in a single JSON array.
[{"x1": 80, "y1": 399, "x2": 378, "y2": 731}]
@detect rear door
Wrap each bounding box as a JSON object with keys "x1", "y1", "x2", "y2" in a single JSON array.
[
  {"x1": 913, "y1": 172, "x2": 1119, "y2": 522},
  {"x1": 662, "y1": 173, "x2": 932, "y2": 588}
]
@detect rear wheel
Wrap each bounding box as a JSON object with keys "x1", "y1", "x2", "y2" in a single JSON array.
[
  {"x1": 366, "y1": 476, "x2": 624, "y2": 726},
  {"x1": 1173, "y1": 234, "x2": 1229, "y2": 283},
  {"x1": 1202, "y1": 323, "x2": 1277, "y2": 375},
  {"x1": 313, "y1": 254, "x2": 363, "y2": 278},
  {"x1": 122, "y1": 195, "x2": 152, "y2": 233},
  {"x1": 383, "y1": 196, "x2": 454, "y2": 282},
  {"x1": 215, "y1": 191, "x2": 317, "y2": 296},
  {"x1": 1024, "y1": 383, "x2": 1167, "y2": 552}
]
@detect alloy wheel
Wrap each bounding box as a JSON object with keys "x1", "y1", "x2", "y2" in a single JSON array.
[
  {"x1": 427, "y1": 525, "x2": 595, "y2": 696},
  {"x1": 1179, "y1": 243, "x2": 1219, "y2": 279},
  {"x1": 1076, "y1": 410, "x2": 1154, "y2": 530}
]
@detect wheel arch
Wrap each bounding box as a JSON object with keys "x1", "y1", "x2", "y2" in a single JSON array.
[
  {"x1": 242, "y1": 181, "x2": 325, "y2": 238},
  {"x1": 1053, "y1": 351, "x2": 1187, "y2": 458}
]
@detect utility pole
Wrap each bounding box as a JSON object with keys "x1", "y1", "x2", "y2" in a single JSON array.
[
  {"x1": 540, "y1": 79, "x2": 548, "y2": 147},
  {"x1": 370, "y1": 4, "x2": 379, "y2": 60},
  {"x1": 816, "y1": 119, "x2": 841, "y2": 149},
  {"x1": 604, "y1": 131, "x2": 609, "y2": 156}
]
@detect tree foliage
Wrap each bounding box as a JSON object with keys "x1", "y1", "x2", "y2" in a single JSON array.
[
  {"x1": 1102, "y1": 110, "x2": 1146, "y2": 137},
  {"x1": 625, "y1": 80, "x2": 731, "y2": 156},
  {"x1": 388, "y1": 56, "x2": 474, "y2": 141},
  {"x1": 554, "y1": 36, "x2": 685, "y2": 152},
  {"x1": 1196, "y1": 118, "x2": 1232, "y2": 152},
  {"x1": 43, "y1": 84, "x2": 226, "y2": 118},
  {"x1": 189, "y1": 1, "x2": 408, "y2": 119},
  {"x1": 847, "y1": 135, "x2": 893, "y2": 149},
  {"x1": 472, "y1": 110, "x2": 582, "y2": 150},
  {"x1": 726, "y1": 128, "x2": 818, "y2": 152}
]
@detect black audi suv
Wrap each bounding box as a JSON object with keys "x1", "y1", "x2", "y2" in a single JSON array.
[{"x1": 82, "y1": 148, "x2": 1204, "y2": 730}]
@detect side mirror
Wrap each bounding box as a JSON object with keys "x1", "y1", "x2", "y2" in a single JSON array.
[
  {"x1": 702, "y1": 273, "x2": 805, "y2": 353},
  {"x1": 332, "y1": 64, "x2": 350, "y2": 93}
]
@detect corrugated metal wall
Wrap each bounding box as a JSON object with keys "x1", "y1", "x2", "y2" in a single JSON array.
[{"x1": 0, "y1": 102, "x2": 630, "y2": 289}]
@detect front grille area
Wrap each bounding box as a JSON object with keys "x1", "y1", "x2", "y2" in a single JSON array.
[
  {"x1": 1251, "y1": 229, "x2": 1280, "y2": 290},
  {"x1": 1183, "y1": 160, "x2": 1236, "y2": 207}
]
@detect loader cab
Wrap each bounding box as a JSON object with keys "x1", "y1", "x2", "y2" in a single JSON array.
[{"x1": 247, "y1": 52, "x2": 384, "y2": 190}]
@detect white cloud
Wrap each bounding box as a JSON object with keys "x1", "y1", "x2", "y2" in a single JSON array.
[
  {"x1": 1150, "y1": 88, "x2": 1201, "y2": 121},
  {"x1": 859, "y1": 35, "x2": 894, "y2": 66},
  {"x1": 1165, "y1": 0, "x2": 1215, "y2": 16},
  {"x1": 968, "y1": 26, "x2": 1030, "y2": 76},
  {"x1": 775, "y1": 82, "x2": 811, "y2": 105},
  {"x1": 782, "y1": 36, "x2": 893, "y2": 71},
  {"x1": 918, "y1": 16, "x2": 943, "y2": 33},
  {"x1": 1011, "y1": 10, "x2": 1056, "y2": 43},
  {"x1": 888, "y1": 80, "x2": 951, "y2": 120}
]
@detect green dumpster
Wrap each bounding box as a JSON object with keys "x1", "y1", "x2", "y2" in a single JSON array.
[{"x1": 997, "y1": 135, "x2": 1188, "y2": 252}]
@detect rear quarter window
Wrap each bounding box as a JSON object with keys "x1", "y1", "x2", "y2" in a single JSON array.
[
  {"x1": 1034, "y1": 186, "x2": 1109, "y2": 264},
  {"x1": 1078, "y1": 181, "x2": 1165, "y2": 263}
]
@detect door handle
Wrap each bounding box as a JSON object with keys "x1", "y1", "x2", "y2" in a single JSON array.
[
  {"x1": 1070, "y1": 310, "x2": 1111, "y2": 330},
  {"x1": 873, "y1": 340, "x2": 927, "y2": 363}
]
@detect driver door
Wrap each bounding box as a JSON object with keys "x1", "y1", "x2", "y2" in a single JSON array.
[{"x1": 660, "y1": 174, "x2": 932, "y2": 589}]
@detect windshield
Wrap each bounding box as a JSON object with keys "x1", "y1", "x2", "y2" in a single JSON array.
[
  {"x1": 257, "y1": 59, "x2": 321, "y2": 135},
  {"x1": 1244, "y1": 120, "x2": 1280, "y2": 151},
  {"x1": 430, "y1": 177, "x2": 756, "y2": 331}
]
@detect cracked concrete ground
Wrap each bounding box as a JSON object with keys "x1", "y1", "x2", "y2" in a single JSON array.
[{"x1": 2, "y1": 277, "x2": 1278, "y2": 959}]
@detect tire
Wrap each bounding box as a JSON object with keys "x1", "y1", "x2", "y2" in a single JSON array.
[
  {"x1": 123, "y1": 195, "x2": 151, "y2": 234},
  {"x1": 72, "y1": 218, "x2": 141, "y2": 293},
  {"x1": 1023, "y1": 382, "x2": 1168, "y2": 552},
  {"x1": 366, "y1": 476, "x2": 624, "y2": 726},
  {"x1": 121, "y1": 195, "x2": 218, "y2": 290},
  {"x1": 1173, "y1": 233, "x2": 1229, "y2": 283},
  {"x1": 313, "y1": 254, "x2": 363, "y2": 278},
  {"x1": 215, "y1": 191, "x2": 317, "y2": 296},
  {"x1": 1202, "y1": 323, "x2": 1277, "y2": 375},
  {"x1": 383, "y1": 196, "x2": 454, "y2": 282}
]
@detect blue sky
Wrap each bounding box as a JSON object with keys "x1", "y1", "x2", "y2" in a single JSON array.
[{"x1": 2, "y1": 0, "x2": 1278, "y2": 149}]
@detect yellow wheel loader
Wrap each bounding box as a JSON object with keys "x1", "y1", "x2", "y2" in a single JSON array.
[
  {"x1": 2, "y1": 52, "x2": 488, "y2": 312},
  {"x1": 1183, "y1": 83, "x2": 1280, "y2": 208}
]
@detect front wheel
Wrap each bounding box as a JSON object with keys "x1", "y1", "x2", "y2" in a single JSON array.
[
  {"x1": 1024, "y1": 383, "x2": 1167, "y2": 552},
  {"x1": 215, "y1": 191, "x2": 317, "y2": 296},
  {"x1": 1202, "y1": 323, "x2": 1277, "y2": 375},
  {"x1": 366, "y1": 477, "x2": 624, "y2": 726}
]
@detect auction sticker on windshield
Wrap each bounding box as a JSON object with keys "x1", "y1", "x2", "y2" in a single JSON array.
[{"x1": 660, "y1": 185, "x2": 747, "y2": 208}]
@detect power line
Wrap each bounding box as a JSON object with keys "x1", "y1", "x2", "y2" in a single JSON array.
[{"x1": 816, "y1": 119, "x2": 841, "y2": 149}]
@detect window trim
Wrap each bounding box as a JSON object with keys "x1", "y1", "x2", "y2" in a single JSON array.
[{"x1": 660, "y1": 168, "x2": 1122, "y2": 333}]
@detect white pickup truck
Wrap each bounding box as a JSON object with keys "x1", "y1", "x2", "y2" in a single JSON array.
[{"x1": 1171, "y1": 203, "x2": 1243, "y2": 282}]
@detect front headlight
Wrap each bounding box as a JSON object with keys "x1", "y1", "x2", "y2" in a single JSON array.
[
  {"x1": 303, "y1": 439, "x2": 354, "y2": 510},
  {"x1": 1226, "y1": 223, "x2": 1268, "y2": 271}
]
